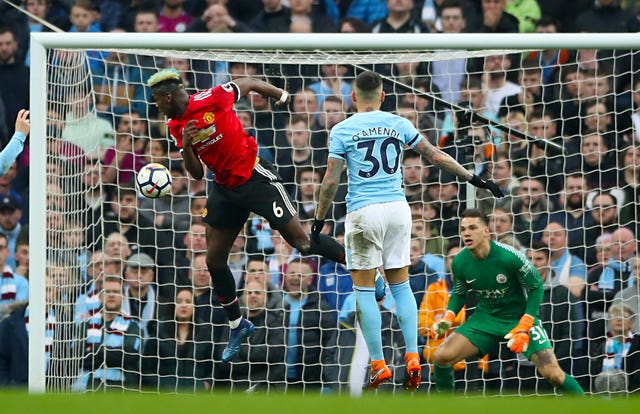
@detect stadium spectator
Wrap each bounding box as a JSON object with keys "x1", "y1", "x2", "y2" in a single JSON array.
[
  {"x1": 158, "y1": 0, "x2": 193, "y2": 32},
  {"x1": 613, "y1": 255, "x2": 640, "y2": 332},
  {"x1": 574, "y1": 131, "x2": 618, "y2": 190},
  {"x1": 548, "y1": 174, "x2": 594, "y2": 260},
  {"x1": 75, "y1": 250, "x2": 109, "y2": 323},
  {"x1": 141, "y1": 287, "x2": 213, "y2": 391},
  {"x1": 498, "y1": 59, "x2": 553, "y2": 119},
  {"x1": 95, "y1": 183, "x2": 178, "y2": 297},
  {"x1": 307, "y1": 65, "x2": 352, "y2": 110},
  {"x1": 276, "y1": 115, "x2": 325, "y2": 196},
  {"x1": 401, "y1": 150, "x2": 430, "y2": 199},
  {"x1": 249, "y1": 0, "x2": 290, "y2": 32},
  {"x1": 0, "y1": 27, "x2": 30, "y2": 140},
  {"x1": 488, "y1": 206, "x2": 515, "y2": 240},
  {"x1": 13, "y1": 230, "x2": 27, "y2": 280},
  {"x1": 572, "y1": 0, "x2": 636, "y2": 33},
  {"x1": 344, "y1": 0, "x2": 388, "y2": 25},
  {"x1": 68, "y1": 0, "x2": 107, "y2": 71},
  {"x1": 227, "y1": 0, "x2": 264, "y2": 25},
  {"x1": 0, "y1": 232, "x2": 27, "y2": 322},
  {"x1": 511, "y1": 176, "x2": 549, "y2": 247},
  {"x1": 589, "y1": 303, "x2": 636, "y2": 393},
  {"x1": 475, "y1": 0, "x2": 519, "y2": 33},
  {"x1": 585, "y1": 191, "x2": 620, "y2": 265},
  {"x1": 225, "y1": 279, "x2": 286, "y2": 391},
  {"x1": 189, "y1": 253, "x2": 227, "y2": 343},
  {"x1": 503, "y1": 0, "x2": 541, "y2": 33},
  {"x1": 541, "y1": 221, "x2": 588, "y2": 300},
  {"x1": 410, "y1": 200, "x2": 447, "y2": 256},
  {"x1": 289, "y1": 0, "x2": 336, "y2": 32},
  {"x1": 292, "y1": 87, "x2": 320, "y2": 132},
  {"x1": 528, "y1": 16, "x2": 571, "y2": 85},
  {"x1": 140, "y1": 160, "x2": 191, "y2": 237},
  {"x1": 440, "y1": 76, "x2": 499, "y2": 139},
  {"x1": 524, "y1": 109, "x2": 565, "y2": 192},
  {"x1": 93, "y1": 54, "x2": 150, "y2": 117},
  {"x1": 408, "y1": 237, "x2": 440, "y2": 307},
  {"x1": 338, "y1": 16, "x2": 370, "y2": 33},
  {"x1": 317, "y1": 229, "x2": 352, "y2": 317},
  {"x1": 371, "y1": 0, "x2": 429, "y2": 33},
  {"x1": 0, "y1": 196, "x2": 23, "y2": 271},
  {"x1": 188, "y1": 3, "x2": 251, "y2": 33},
  {"x1": 293, "y1": 166, "x2": 321, "y2": 221},
  {"x1": 122, "y1": 252, "x2": 158, "y2": 339},
  {"x1": 428, "y1": 0, "x2": 467, "y2": 105},
  {"x1": 586, "y1": 227, "x2": 636, "y2": 339},
  {"x1": 282, "y1": 257, "x2": 339, "y2": 391},
  {"x1": 0, "y1": 270, "x2": 64, "y2": 387},
  {"x1": 73, "y1": 276, "x2": 142, "y2": 391},
  {"x1": 237, "y1": 255, "x2": 282, "y2": 306},
  {"x1": 483, "y1": 54, "x2": 521, "y2": 117}
]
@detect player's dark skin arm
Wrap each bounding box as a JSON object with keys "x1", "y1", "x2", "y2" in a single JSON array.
[
  {"x1": 316, "y1": 157, "x2": 345, "y2": 220},
  {"x1": 233, "y1": 78, "x2": 291, "y2": 105},
  {"x1": 414, "y1": 137, "x2": 473, "y2": 181},
  {"x1": 182, "y1": 120, "x2": 205, "y2": 180}
]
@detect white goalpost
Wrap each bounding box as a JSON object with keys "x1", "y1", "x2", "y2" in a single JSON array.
[{"x1": 29, "y1": 32, "x2": 640, "y2": 395}]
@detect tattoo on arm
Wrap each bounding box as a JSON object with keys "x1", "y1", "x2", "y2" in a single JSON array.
[
  {"x1": 316, "y1": 157, "x2": 344, "y2": 220},
  {"x1": 414, "y1": 138, "x2": 473, "y2": 181}
]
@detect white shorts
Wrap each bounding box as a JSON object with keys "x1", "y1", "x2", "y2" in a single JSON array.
[{"x1": 344, "y1": 200, "x2": 411, "y2": 271}]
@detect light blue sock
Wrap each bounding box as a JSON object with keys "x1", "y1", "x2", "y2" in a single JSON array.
[
  {"x1": 389, "y1": 279, "x2": 418, "y2": 354},
  {"x1": 353, "y1": 286, "x2": 384, "y2": 361}
]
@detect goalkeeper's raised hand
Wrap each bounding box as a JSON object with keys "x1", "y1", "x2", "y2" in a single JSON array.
[
  {"x1": 431, "y1": 310, "x2": 456, "y2": 340},
  {"x1": 469, "y1": 174, "x2": 504, "y2": 198},
  {"x1": 504, "y1": 314, "x2": 535, "y2": 353}
]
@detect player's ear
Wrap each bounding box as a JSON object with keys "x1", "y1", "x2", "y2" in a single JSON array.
[
  {"x1": 351, "y1": 90, "x2": 357, "y2": 103},
  {"x1": 380, "y1": 90, "x2": 385, "y2": 103}
]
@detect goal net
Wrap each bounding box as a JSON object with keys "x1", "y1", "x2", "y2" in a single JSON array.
[{"x1": 29, "y1": 33, "x2": 640, "y2": 396}]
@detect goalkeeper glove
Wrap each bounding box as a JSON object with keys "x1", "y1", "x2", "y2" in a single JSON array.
[
  {"x1": 311, "y1": 218, "x2": 324, "y2": 242},
  {"x1": 469, "y1": 174, "x2": 504, "y2": 198},
  {"x1": 504, "y1": 314, "x2": 535, "y2": 353},
  {"x1": 431, "y1": 310, "x2": 456, "y2": 339}
]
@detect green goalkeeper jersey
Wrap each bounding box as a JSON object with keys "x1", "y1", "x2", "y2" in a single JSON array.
[{"x1": 448, "y1": 240, "x2": 544, "y2": 320}]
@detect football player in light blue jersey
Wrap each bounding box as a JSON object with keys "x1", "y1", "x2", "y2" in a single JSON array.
[{"x1": 313, "y1": 70, "x2": 503, "y2": 391}]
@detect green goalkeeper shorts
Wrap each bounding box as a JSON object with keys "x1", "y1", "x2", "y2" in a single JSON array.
[{"x1": 455, "y1": 312, "x2": 552, "y2": 359}]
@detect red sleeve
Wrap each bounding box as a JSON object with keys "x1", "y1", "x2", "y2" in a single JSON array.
[
  {"x1": 167, "y1": 119, "x2": 183, "y2": 149},
  {"x1": 208, "y1": 82, "x2": 240, "y2": 109}
]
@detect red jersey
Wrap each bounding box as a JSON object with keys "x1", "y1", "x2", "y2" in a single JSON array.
[{"x1": 167, "y1": 82, "x2": 257, "y2": 188}]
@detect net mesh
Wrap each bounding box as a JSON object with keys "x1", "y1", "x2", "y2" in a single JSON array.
[{"x1": 38, "y1": 45, "x2": 640, "y2": 395}]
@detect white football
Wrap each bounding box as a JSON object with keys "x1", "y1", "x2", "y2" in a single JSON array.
[{"x1": 136, "y1": 163, "x2": 172, "y2": 198}]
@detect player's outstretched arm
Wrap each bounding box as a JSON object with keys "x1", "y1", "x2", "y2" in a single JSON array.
[
  {"x1": 0, "y1": 109, "x2": 29, "y2": 176},
  {"x1": 232, "y1": 78, "x2": 290, "y2": 106},
  {"x1": 313, "y1": 157, "x2": 344, "y2": 238},
  {"x1": 181, "y1": 120, "x2": 204, "y2": 180},
  {"x1": 413, "y1": 137, "x2": 504, "y2": 197}
]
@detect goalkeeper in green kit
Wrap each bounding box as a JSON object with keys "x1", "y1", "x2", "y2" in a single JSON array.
[{"x1": 431, "y1": 209, "x2": 584, "y2": 395}]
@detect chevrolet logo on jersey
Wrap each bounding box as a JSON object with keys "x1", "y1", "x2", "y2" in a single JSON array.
[
  {"x1": 192, "y1": 124, "x2": 216, "y2": 144},
  {"x1": 203, "y1": 112, "x2": 215, "y2": 124}
]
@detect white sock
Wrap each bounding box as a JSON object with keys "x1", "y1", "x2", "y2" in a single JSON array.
[{"x1": 229, "y1": 316, "x2": 242, "y2": 329}]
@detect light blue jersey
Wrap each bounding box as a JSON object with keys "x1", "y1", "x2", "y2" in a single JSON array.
[{"x1": 329, "y1": 111, "x2": 421, "y2": 212}]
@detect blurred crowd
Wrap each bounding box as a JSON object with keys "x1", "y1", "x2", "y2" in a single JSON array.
[{"x1": 1, "y1": 0, "x2": 640, "y2": 396}]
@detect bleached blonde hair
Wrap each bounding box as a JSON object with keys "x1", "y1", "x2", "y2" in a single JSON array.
[{"x1": 147, "y1": 68, "x2": 181, "y2": 88}]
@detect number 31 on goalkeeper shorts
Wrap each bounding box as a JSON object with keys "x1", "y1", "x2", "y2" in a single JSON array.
[{"x1": 530, "y1": 325, "x2": 549, "y2": 345}]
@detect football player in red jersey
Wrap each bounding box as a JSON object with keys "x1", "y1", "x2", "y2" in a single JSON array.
[{"x1": 148, "y1": 68, "x2": 345, "y2": 362}]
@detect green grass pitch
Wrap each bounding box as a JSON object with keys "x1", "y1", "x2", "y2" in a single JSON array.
[{"x1": 2, "y1": 392, "x2": 638, "y2": 414}]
